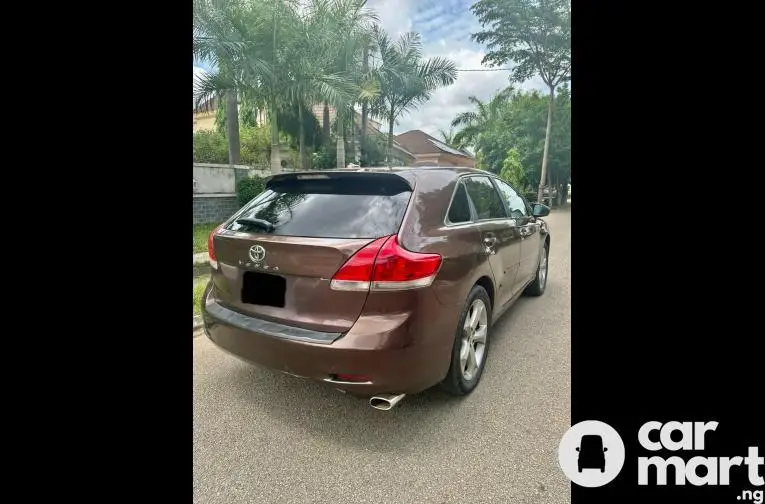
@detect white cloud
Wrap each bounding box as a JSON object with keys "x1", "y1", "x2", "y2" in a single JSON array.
[
  {"x1": 367, "y1": 0, "x2": 547, "y2": 138},
  {"x1": 393, "y1": 48, "x2": 547, "y2": 136}
]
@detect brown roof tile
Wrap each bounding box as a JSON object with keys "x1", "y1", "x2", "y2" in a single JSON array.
[{"x1": 394, "y1": 130, "x2": 474, "y2": 159}]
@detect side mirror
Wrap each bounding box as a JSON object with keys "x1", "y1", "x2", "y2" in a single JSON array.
[
  {"x1": 532, "y1": 203, "x2": 550, "y2": 217},
  {"x1": 603, "y1": 447, "x2": 608, "y2": 452},
  {"x1": 575, "y1": 447, "x2": 580, "y2": 452}
]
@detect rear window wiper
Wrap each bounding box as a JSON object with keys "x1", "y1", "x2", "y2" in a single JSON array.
[{"x1": 235, "y1": 217, "x2": 275, "y2": 232}]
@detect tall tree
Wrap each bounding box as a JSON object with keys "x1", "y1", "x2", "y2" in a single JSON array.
[
  {"x1": 371, "y1": 28, "x2": 457, "y2": 166},
  {"x1": 193, "y1": 0, "x2": 250, "y2": 164},
  {"x1": 285, "y1": 0, "x2": 363, "y2": 170},
  {"x1": 322, "y1": 0, "x2": 379, "y2": 168},
  {"x1": 451, "y1": 87, "x2": 513, "y2": 150},
  {"x1": 439, "y1": 127, "x2": 456, "y2": 145},
  {"x1": 193, "y1": 0, "x2": 276, "y2": 167},
  {"x1": 471, "y1": 0, "x2": 571, "y2": 203},
  {"x1": 360, "y1": 40, "x2": 371, "y2": 166}
]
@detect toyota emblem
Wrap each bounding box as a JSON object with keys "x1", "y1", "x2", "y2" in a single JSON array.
[{"x1": 249, "y1": 245, "x2": 266, "y2": 263}]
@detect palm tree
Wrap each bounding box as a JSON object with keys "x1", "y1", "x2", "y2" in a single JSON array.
[
  {"x1": 193, "y1": 0, "x2": 251, "y2": 164},
  {"x1": 323, "y1": 0, "x2": 379, "y2": 168},
  {"x1": 439, "y1": 127, "x2": 458, "y2": 146},
  {"x1": 451, "y1": 87, "x2": 514, "y2": 150},
  {"x1": 193, "y1": 0, "x2": 277, "y2": 167},
  {"x1": 370, "y1": 28, "x2": 457, "y2": 166},
  {"x1": 285, "y1": 0, "x2": 372, "y2": 170}
]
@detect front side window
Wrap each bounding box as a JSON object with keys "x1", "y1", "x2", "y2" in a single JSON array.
[{"x1": 494, "y1": 179, "x2": 528, "y2": 218}]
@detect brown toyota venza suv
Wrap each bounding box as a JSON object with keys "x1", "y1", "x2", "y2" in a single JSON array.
[{"x1": 201, "y1": 167, "x2": 551, "y2": 410}]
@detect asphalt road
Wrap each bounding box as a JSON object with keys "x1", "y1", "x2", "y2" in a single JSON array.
[{"x1": 193, "y1": 208, "x2": 571, "y2": 504}]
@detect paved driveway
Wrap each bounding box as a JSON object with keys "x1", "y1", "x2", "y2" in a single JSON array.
[{"x1": 194, "y1": 209, "x2": 571, "y2": 504}]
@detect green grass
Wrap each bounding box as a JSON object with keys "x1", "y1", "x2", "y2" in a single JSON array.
[
  {"x1": 194, "y1": 276, "x2": 210, "y2": 315},
  {"x1": 193, "y1": 222, "x2": 219, "y2": 254}
]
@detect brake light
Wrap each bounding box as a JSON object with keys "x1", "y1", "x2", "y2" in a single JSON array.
[
  {"x1": 329, "y1": 236, "x2": 389, "y2": 291},
  {"x1": 330, "y1": 235, "x2": 442, "y2": 291},
  {"x1": 208, "y1": 224, "x2": 224, "y2": 269},
  {"x1": 372, "y1": 236, "x2": 443, "y2": 290}
]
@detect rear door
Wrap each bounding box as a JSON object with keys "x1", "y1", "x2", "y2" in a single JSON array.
[
  {"x1": 462, "y1": 175, "x2": 522, "y2": 309},
  {"x1": 492, "y1": 178, "x2": 541, "y2": 290},
  {"x1": 210, "y1": 172, "x2": 413, "y2": 334}
]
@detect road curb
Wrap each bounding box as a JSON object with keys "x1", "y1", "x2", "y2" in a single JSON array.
[{"x1": 193, "y1": 315, "x2": 203, "y2": 330}]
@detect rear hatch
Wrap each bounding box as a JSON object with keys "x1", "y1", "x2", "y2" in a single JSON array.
[{"x1": 210, "y1": 171, "x2": 414, "y2": 333}]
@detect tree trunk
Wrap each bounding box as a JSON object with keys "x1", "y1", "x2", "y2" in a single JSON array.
[
  {"x1": 322, "y1": 102, "x2": 330, "y2": 144},
  {"x1": 537, "y1": 86, "x2": 555, "y2": 204},
  {"x1": 269, "y1": 102, "x2": 282, "y2": 174},
  {"x1": 336, "y1": 114, "x2": 345, "y2": 168},
  {"x1": 270, "y1": 5, "x2": 281, "y2": 174},
  {"x1": 298, "y1": 103, "x2": 305, "y2": 170},
  {"x1": 387, "y1": 105, "x2": 395, "y2": 167},
  {"x1": 360, "y1": 45, "x2": 369, "y2": 166},
  {"x1": 226, "y1": 90, "x2": 241, "y2": 164}
]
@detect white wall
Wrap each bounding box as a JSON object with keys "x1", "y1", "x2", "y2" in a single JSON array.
[
  {"x1": 193, "y1": 163, "x2": 303, "y2": 194},
  {"x1": 193, "y1": 164, "x2": 250, "y2": 194}
]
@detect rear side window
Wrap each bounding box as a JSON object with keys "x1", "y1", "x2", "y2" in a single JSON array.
[
  {"x1": 463, "y1": 176, "x2": 507, "y2": 220},
  {"x1": 447, "y1": 182, "x2": 472, "y2": 223},
  {"x1": 226, "y1": 175, "x2": 412, "y2": 239}
]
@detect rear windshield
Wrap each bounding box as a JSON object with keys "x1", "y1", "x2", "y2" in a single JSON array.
[{"x1": 226, "y1": 175, "x2": 412, "y2": 239}]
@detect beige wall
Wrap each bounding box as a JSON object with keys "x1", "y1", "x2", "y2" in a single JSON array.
[{"x1": 193, "y1": 112, "x2": 216, "y2": 133}]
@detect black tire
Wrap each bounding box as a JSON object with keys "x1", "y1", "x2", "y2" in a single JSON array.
[
  {"x1": 440, "y1": 285, "x2": 492, "y2": 396},
  {"x1": 524, "y1": 241, "x2": 549, "y2": 297}
]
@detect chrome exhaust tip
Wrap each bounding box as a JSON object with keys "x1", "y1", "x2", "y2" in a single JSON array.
[{"x1": 369, "y1": 393, "x2": 406, "y2": 411}]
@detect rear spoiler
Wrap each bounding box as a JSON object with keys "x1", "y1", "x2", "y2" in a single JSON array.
[{"x1": 266, "y1": 170, "x2": 414, "y2": 191}]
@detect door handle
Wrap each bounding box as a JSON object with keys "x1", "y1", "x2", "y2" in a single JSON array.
[{"x1": 482, "y1": 235, "x2": 497, "y2": 255}]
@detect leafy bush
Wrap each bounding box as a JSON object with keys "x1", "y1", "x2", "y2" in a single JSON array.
[
  {"x1": 361, "y1": 134, "x2": 388, "y2": 166},
  {"x1": 311, "y1": 147, "x2": 336, "y2": 170},
  {"x1": 240, "y1": 126, "x2": 270, "y2": 166},
  {"x1": 193, "y1": 125, "x2": 271, "y2": 166},
  {"x1": 236, "y1": 175, "x2": 266, "y2": 207},
  {"x1": 311, "y1": 145, "x2": 357, "y2": 170},
  {"x1": 193, "y1": 130, "x2": 229, "y2": 164}
]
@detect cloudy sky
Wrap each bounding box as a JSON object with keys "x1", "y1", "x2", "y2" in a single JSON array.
[{"x1": 194, "y1": 0, "x2": 545, "y2": 138}]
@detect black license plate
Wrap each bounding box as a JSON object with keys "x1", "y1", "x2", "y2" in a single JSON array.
[{"x1": 241, "y1": 271, "x2": 286, "y2": 308}]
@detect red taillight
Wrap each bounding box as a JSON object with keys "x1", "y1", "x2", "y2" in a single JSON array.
[
  {"x1": 208, "y1": 224, "x2": 224, "y2": 268},
  {"x1": 372, "y1": 236, "x2": 442, "y2": 289},
  {"x1": 330, "y1": 235, "x2": 442, "y2": 291},
  {"x1": 330, "y1": 236, "x2": 389, "y2": 287}
]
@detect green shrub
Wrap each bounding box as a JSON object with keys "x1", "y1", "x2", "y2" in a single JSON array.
[
  {"x1": 311, "y1": 145, "x2": 356, "y2": 170},
  {"x1": 193, "y1": 130, "x2": 229, "y2": 164},
  {"x1": 236, "y1": 176, "x2": 266, "y2": 206},
  {"x1": 193, "y1": 125, "x2": 271, "y2": 166},
  {"x1": 240, "y1": 125, "x2": 270, "y2": 166}
]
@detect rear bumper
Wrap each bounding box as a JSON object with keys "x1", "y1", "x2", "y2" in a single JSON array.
[{"x1": 201, "y1": 285, "x2": 453, "y2": 395}]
